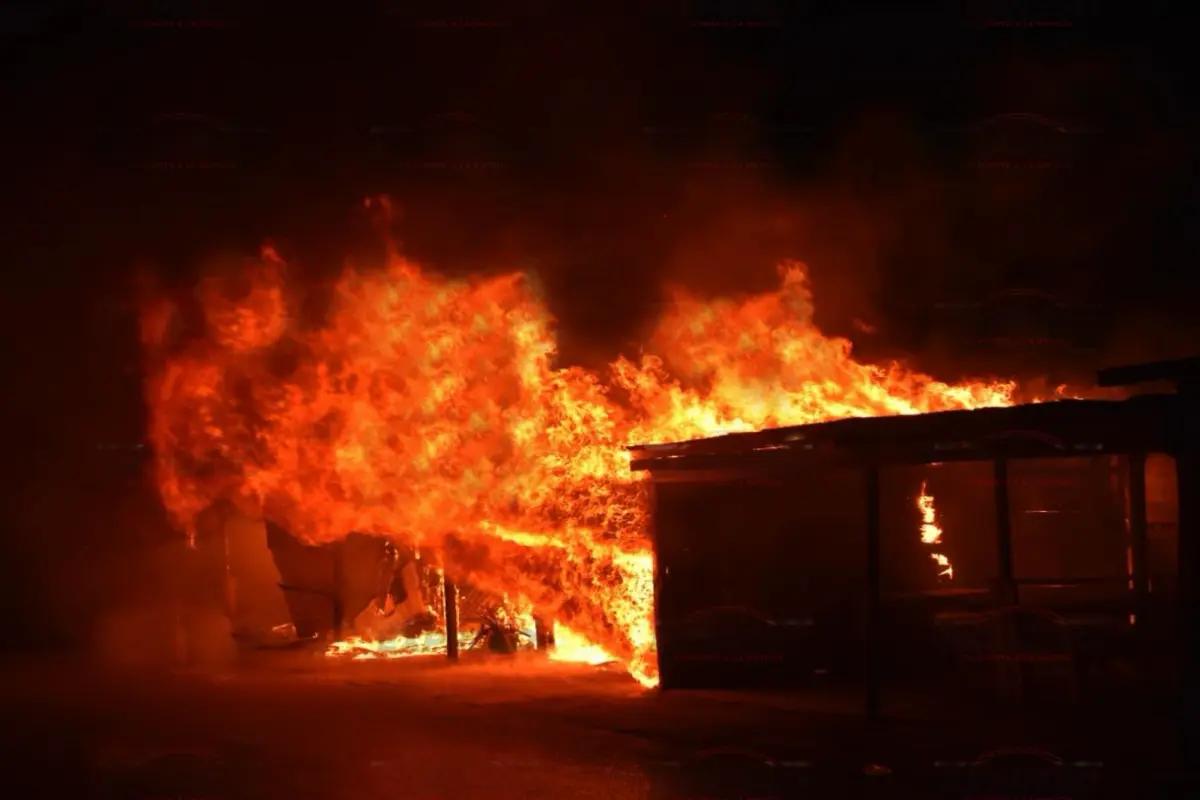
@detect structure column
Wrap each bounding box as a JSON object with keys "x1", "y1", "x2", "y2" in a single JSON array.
[
  {"x1": 865, "y1": 463, "x2": 882, "y2": 720},
  {"x1": 331, "y1": 542, "x2": 345, "y2": 641},
  {"x1": 443, "y1": 574, "x2": 459, "y2": 661},
  {"x1": 534, "y1": 617, "x2": 554, "y2": 651},
  {"x1": 1176, "y1": 447, "x2": 1199, "y2": 759},
  {"x1": 223, "y1": 522, "x2": 237, "y2": 626},
  {"x1": 1127, "y1": 453, "x2": 1150, "y2": 625},
  {"x1": 992, "y1": 457, "x2": 1022, "y2": 698},
  {"x1": 993, "y1": 458, "x2": 1016, "y2": 606}
]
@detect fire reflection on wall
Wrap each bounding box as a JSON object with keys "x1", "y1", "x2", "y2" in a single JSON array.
[
  {"x1": 895, "y1": 456, "x2": 1174, "y2": 603},
  {"x1": 1145, "y1": 454, "x2": 1178, "y2": 593}
]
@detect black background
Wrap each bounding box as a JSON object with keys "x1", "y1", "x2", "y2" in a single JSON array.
[{"x1": 0, "y1": 0, "x2": 1194, "y2": 650}]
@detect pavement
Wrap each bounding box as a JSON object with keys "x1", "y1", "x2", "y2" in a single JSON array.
[{"x1": 0, "y1": 648, "x2": 1182, "y2": 799}]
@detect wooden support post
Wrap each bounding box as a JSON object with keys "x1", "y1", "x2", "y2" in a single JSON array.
[
  {"x1": 992, "y1": 457, "x2": 1022, "y2": 698},
  {"x1": 1177, "y1": 447, "x2": 1199, "y2": 756},
  {"x1": 174, "y1": 602, "x2": 188, "y2": 667},
  {"x1": 534, "y1": 617, "x2": 553, "y2": 651},
  {"x1": 993, "y1": 458, "x2": 1016, "y2": 607},
  {"x1": 223, "y1": 523, "x2": 237, "y2": 626},
  {"x1": 1127, "y1": 452, "x2": 1150, "y2": 626},
  {"x1": 443, "y1": 575, "x2": 459, "y2": 661},
  {"x1": 331, "y1": 542, "x2": 345, "y2": 641},
  {"x1": 865, "y1": 463, "x2": 882, "y2": 720}
]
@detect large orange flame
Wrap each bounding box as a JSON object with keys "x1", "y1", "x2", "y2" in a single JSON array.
[{"x1": 141, "y1": 202, "x2": 1018, "y2": 688}]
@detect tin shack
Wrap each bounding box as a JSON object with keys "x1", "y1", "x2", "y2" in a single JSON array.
[{"x1": 630, "y1": 358, "x2": 1199, "y2": 721}]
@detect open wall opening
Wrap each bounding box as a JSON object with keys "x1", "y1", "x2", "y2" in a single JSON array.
[{"x1": 653, "y1": 470, "x2": 866, "y2": 689}]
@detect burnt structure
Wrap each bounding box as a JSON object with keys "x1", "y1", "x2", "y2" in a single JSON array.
[
  {"x1": 267, "y1": 529, "x2": 549, "y2": 659},
  {"x1": 631, "y1": 359, "x2": 1194, "y2": 722},
  {"x1": 1097, "y1": 357, "x2": 1200, "y2": 752}
]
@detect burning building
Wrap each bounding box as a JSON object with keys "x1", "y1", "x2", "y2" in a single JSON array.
[
  {"x1": 146, "y1": 202, "x2": 1188, "y2": 696},
  {"x1": 631, "y1": 372, "x2": 1189, "y2": 715}
]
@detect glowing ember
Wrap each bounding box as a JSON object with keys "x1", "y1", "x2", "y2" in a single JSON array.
[
  {"x1": 549, "y1": 622, "x2": 619, "y2": 667},
  {"x1": 141, "y1": 197, "x2": 1018, "y2": 687},
  {"x1": 917, "y1": 482, "x2": 954, "y2": 580},
  {"x1": 326, "y1": 629, "x2": 477, "y2": 660}
]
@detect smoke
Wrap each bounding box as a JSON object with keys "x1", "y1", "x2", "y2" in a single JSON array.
[{"x1": 123, "y1": 28, "x2": 1188, "y2": 388}]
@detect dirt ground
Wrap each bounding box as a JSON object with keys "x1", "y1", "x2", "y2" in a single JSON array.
[{"x1": 0, "y1": 648, "x2": 1182, "y2": 799}]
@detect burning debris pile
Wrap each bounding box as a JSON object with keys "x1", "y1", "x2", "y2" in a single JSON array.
[
  {"x1": 140, "y1": 198, "x2": 1018, "y2": 687},
  {"x1": 329, "y1": 545, "x2": 542, "y2": 660}
]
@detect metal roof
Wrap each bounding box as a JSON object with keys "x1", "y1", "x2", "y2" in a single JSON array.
[
  {"x1": 1098, "y1": 356, "x2": 1200, "y2": 388},
  {"x1": 628, "y1": 394, "x2": 1179, "y2": 475}
]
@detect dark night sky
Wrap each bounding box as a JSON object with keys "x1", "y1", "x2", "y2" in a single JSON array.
[{"x1": 0, "y1": 1, "x2": 1195, "y2": 647}]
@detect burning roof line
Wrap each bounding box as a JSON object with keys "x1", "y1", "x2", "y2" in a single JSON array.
[{"x1": 628, "y1": 395, "x2": 1178, "y2": 471}]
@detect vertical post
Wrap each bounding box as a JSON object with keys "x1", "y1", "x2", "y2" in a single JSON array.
[
  {"x1": 443, "y1": 574, "x2": 459, "y2": 661},
  {"x1": 649, "y1": 481, "x2": 673, "y2": 690},
  {"x1": 993, "y1": 458, "x2": 1016, "y2": 607},
  {"x1": 1175, "y1": 398, "x2": 1199, "y2": 760},
  {"x1": 993, "y1": 457, "x2": 1022, "y2": 698},
  {"x1": 534, "y1": 617, "x2": 553, "y2": 651},
  {"x1": 174, "y1": 602, "x2": 188, "y2": 667},
  {"x1": 865, "y1": 462, "x2": 882, "y2": 720},
  {"x1": 223, "y1": 522, "x2": 237, "y2": 626},
  {"x1": 1127, "y1": 453, "x2": 1150, "y2": 626},
  {"x1": 331, "y1": 542, "x2": 345, "y2": 641}
]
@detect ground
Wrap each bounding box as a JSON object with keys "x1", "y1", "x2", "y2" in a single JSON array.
[{"x1": 0, "y1": 649, "x2": 1182, "y2": 799}]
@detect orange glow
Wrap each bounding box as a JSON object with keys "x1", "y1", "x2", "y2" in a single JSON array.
[
  {"x1": 549, "y1": 622, "x2": 619, "y2": 667},
  {"x1": 142, "y1": 198, "x2": 1021, "y2": 687},
  {"x1": 326, "y1": 630, "x2": 477, "y2": 660},
  {"x1": 917, "y1": 482, "x2": 954, "y2": 580}
]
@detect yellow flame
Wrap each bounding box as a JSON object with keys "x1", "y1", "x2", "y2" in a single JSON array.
[{"x1": 917, "y1": 481, "x2": 954, "y2": 580}]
